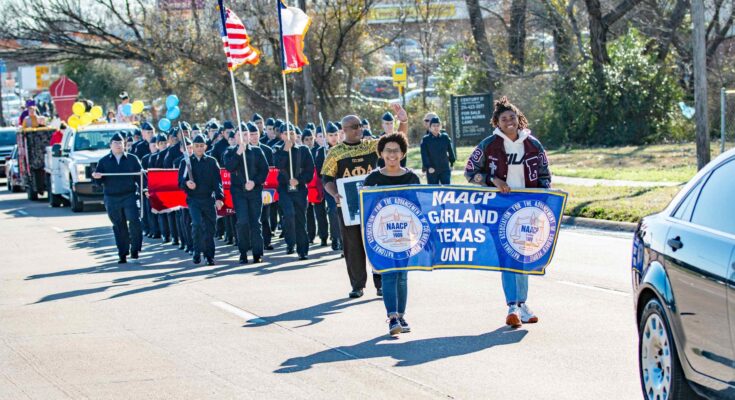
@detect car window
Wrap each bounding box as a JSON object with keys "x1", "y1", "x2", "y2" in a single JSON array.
[
  {"x1": 690, "y1": 158, "x2": 735, "y2": 235},
  {"x1": 672, "y1": 178, "x2": 704, "y2": 221}
]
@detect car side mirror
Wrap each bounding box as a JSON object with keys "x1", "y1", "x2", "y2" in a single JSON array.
[{"x1": 51, "y1": 144, "x2": 62, "y2": 157}]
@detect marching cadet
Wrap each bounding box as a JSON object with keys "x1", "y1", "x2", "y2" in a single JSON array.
[
  {"x1": 179, "y1": 134, "x2": 225, "y2": 266},
  {"x1": 191, "y1": 123, "x2": 203, "y2": 138},
  {"x1": 133, "y1": 122, "x2": 154, "y2": 235},
  {"x1": 211, "y1": 121, "x2": 233, "y2": 164},
  {"x1": 153, "y1": 130, "x2": 174, "y2": 242},
  {"x1": 224, "y1": 123, "x2": 269, "y2": 264},
  {"x1": 304, "y1": 129, "x2": 328, "y2": 246},
  {"x1": 206, "y1": 121, "x2": 220, "y2": 147},
  {"x1": 273, "y1": 123, "x2": 315, "y2": 260},
  {"x1": 252, "y1": 113, "x2": 264, "y2": 132},
  {"x1": 92, "y1": 133, "x2": 143, "y2": 264},
  {"x1": 141, "y1": 135, "x2": 160, "y2": 239},
  {"x1": 173, "y1": 129, "x2": 195, "y2": 255},
  {"x1": 260, "y1": 118, "x2": 277, "y2": 146},
  {"x1": 246, "y1": 123, "x2": 276, "y2": 251},
  {"x1": 147, "y1": 133, "x2": 169, "y2": 239},
  {"x1": 322, "y1": 104, "x2": 409, "y2": 299},
  {"x1": 163, "y1": 127, "x2": 183, "y2": 247},
  {"x1": 222, "y1": 129, "x2": 240, "y2": 246},
  {"x1": 323, "y1": 122, "x2": 342, "y2": 251},
  {"x1": 420, "y1": 116, "x2": 456, "y2": 184}
]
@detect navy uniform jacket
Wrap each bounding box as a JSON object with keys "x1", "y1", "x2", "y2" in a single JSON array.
[
  {"x1": 163, "y1": 143, "x2": 183, "y2": 168},
  {"x1": 266, "y1": 138, "x2": 282, "y2": 148},
  {"x1": 178, "y1": 154, "x2": 224, "y2": 200},
  {"x1": 223, "y1": 145, "x2": 269, "y2": 192},
  {"x1": 93, "y1": 152, "x2": 142, "y2": 196},
  {"x1": 210, "y1": 138, "x2": 230, "y2": 164},
  {"x1": 133, "y1": 140, "x2": 151, "y2": 160},
  {"x1": 311, "y1": 145, "x2": 326, "y2": 177},
  {"x1": 153, "y1": 147, "x2": 170, "y2": 168},
  {"x1": 258, "y1": 143, "x2": 274, "y2": 166},
  {"x1": 273, "y1": 144, "x2": 314, "y2": 191},
  {"x1": 420, "y1": 132, "x2": 456, "y2": 173}
]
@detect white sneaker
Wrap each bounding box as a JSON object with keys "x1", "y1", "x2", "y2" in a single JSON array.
[
  {"x1": 519, "y1": 303, "x2": 538, "y2": 323},
  {"x1": 505, "y1": 305, "x2": 522, "y2": 328}
]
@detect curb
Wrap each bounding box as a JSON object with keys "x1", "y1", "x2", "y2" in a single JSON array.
[{"x1": 562, "y1": 216, "x2": 637, "y2": 232}]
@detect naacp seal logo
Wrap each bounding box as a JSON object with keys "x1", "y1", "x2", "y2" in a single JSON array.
[
  {"x1": 498, "y1": 200, "x2": 557, "y2": 263},
  {"x1": 366, "y1": 197, "x2": 430, "y2": 260}
]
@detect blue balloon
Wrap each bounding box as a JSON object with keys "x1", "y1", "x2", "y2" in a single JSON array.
[
  {"x1": 122, "y1": 103, "x2": 133, "y2": 116},
  {"x1": 166, "y1": 95, "x2": 179, "y2": 109},
  {"x1": 166, "y1": 106, "x2": 180, "y2": 120},
  {"x1": 158, "y1": 118, "x2": 171, "y2": 131}
]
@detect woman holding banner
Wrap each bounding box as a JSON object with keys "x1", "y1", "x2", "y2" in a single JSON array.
[
  {"x1": 363, "y1": 133, "x2": 420, "y2": 336},
  {"x1": 464, "y1": 97, "x2": 552, "y2": 328}
]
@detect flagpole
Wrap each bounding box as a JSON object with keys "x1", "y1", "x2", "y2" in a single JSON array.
[
  {"x1": 281, "y1": 72, "x2": 295, "y2": 185},
  {"x1": 229, "y1": 70, "x2": 250, "y2": 182},
  {"x1": 278, "y1": 0, "x2": 296, "y2": 190}
]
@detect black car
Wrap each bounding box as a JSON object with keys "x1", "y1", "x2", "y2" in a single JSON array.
[{"x1": 632, "y1": 148, "x2": 735, "y2": 399}]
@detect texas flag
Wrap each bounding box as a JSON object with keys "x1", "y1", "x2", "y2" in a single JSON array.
[{"x1": 278, "y1": 0, "x2": 311, "y2": 73}]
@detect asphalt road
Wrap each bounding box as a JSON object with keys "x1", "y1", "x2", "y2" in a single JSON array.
[{"x1": 0, "y1": 187, "x2": 643, "y2": 399}]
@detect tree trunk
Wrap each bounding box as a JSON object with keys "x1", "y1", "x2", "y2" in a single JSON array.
[
  {"x1": 692, "y1": 0, "x2": 710, "y2": 169},
  {"x1": 584, "y1": 0, "x2": 608, "y2": 80},
  {"x1": 508, "y1": 0, "x2": 528, "y2": 74},
  {"x1": 542, "y1": 0, "x2": 573, "y2": 77},
  {"x1": 465, "y1": 0, "x2": 500, "y2": 94}
]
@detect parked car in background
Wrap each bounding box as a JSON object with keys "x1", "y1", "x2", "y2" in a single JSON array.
[
  {"x1": 631, "y1": 147, "x2": 735, "y2": 399},
  {"x1": 385, "y1": 38, "x2": 422, "y2": 61},
  {"x1": 390, "y1": 87, "x2": 441, "y2": 109},
  {"x1": 358, "y1": 76, "x2": 399, "y2": 100},
  {"x1": 2, "y1": 92, "x2": 22, "y2": 125},
  {"x1": 0, "y1": 127, "x2": 17, "y2": 177},
  {"x1": 5, "y1": 145, "x2": 22, "y2": 192}
]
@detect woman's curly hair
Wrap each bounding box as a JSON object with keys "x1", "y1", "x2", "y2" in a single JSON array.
[{"x1": 491, "y1": 96, "x2": 528, "y2": 130}]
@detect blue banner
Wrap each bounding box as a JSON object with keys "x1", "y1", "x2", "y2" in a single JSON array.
[{"x1": 360, "y1": 186, "x2": 568, "y2": 275}]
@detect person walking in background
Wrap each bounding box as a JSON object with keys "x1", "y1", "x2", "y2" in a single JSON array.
[{"x1": 420, "y1": 116, "x2": 455, "y2": 184}]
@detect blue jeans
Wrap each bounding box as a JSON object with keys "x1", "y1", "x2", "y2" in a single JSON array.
[
  {"x1": 427, "y1": 170, "x2": 451, "y2": 184},
  {"x1": 104, "y1": 193, "x2": 142, "y2": 256},
  {"x1": 188, "y1": 197, "x2": 217, "y2": 258},
  {"x1": 502, "y1": 271, "x2": 529, "y2": 305},
  {"x1": 381, "y1": 272, "x2": 408, "y2": 317},
  {"x1": 232, "y1": 189, "x2": 264, "y2": 257}
]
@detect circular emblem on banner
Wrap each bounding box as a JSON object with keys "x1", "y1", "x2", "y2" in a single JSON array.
[
  {"x1": 366, "y1": 197, "x2": 431, "y2": 260},
  {"x1": 498, "y1": 200, "x2": 557, "y2": 263},
  {"x1": 262, "y1": 190, "x2": 273, "y2": 205}
]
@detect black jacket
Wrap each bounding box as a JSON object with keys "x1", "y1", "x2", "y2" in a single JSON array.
[
  {"x1": 312, "y1": 145, "x2": 326, "y2": 176},
  {"x1": 132, "y1": 139, "x2": 151, "y2": 160},
  {"x1": 273, "y1": 144, "x2": 314, "y2": 191},
  {"x1": 178, "y1": 154, "x2": 224, "y2": 200},
  {"x1": 210, "y1": 138, "x2": 230, "y2": 164},
  {"x1": 420, "y1": 132, "x2": 456, "y2": 173},
  {"x1": 153, "y1": 147, "x2": 169, "y2": 168},
  {"x1": 93, "y1": 152, "x2": 142, "y2": 196},
  {"x1": 223, "y1": 145, "x2": 269, "y2": 192},
  {"x1": 163, "y1": 142, "x2": 183, "y2": 168},
  {"x1": 257, "y1": 143, "x2": 274, "y2": 166}
]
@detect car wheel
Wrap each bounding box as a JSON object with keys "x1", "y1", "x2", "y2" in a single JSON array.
[
  {"x1": 69, "y1": 179, "x2": 83, "y2": 212},
  {"x1": 639, "y1": 298, "x2": 699, "y2": 400},
  {"x1": 46, "y1": 174, "x2": 62, "y2": 207}
]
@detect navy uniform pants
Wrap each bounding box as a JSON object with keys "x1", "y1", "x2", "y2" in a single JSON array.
[
  {"x1": 232, "y1": 189, "x2": 264, "y2": 257},
  {"x1": 145, "y1": 197, "x2": 160, "y2": 236},
  {"x1": 277, "y1": 188, "x2": 309, "y2": 256},
  {"x1": 168, "y1": 212, "x2": 179, "y2": 243},
  {"x1": 325, "y1": 194, "x2": 341, "y2": 248},
  {"x1": 104, "y1": 193, "x2": 142, "y2": 257},
  {"x1": 261, "y1": 203, "x2": 272, "y2": 247},
  {"x1": 187, "y1": 197, "x2": 217, "y2": 259},
  {"x1": 427, "y1": 170, "x2": 451, "y2": 185}
]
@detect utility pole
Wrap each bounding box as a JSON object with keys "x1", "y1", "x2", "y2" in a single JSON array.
[{"x1": 692, "y1": 0, "x2": 709, "y2": 170}]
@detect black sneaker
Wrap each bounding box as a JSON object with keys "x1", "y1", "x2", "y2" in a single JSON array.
[
  {"x1": 264, "y1": 245, "x2": 274, "y2": 250},
  {"x1": 376, "y1": 288, "x2": 383, "y2": 296},
  {"x1": 398, "y1": 317, "x2": 411, "y2": 333},
  {"x1": 252, "y1": 256, "x2": 263, "y2": 264},
  {"x1": 172, "y1": 240, "x2": 179, "y2": 246},
  {"x1": 163, "y1": 236, "x2": 171, "y2": 243},
  {"x1": 152, "y1": 234, "x2": 161, "y2": 239},
  {"x1": 320, "y1": 239, "x2": 328, "y2": 247},
  {"x1": 193, "y1": 254, "x2": 201, "y2": 264},
  {"x1": 298, "y1": 254, "x2": 308, "y2": 260},
  {"x1": 348, "y1": 289, "x2": 363, "y2": 298},
  {"x1": 239, "y1": 255, "x2": 248, "y2": 264},
  {"x1": 286, "y1": 247, "x2": 295, "y2": 255},
  {"x1": 388, "y1": 317, "x2": 402, "y2": 336},
  {"x1": 130, "y1": 251, "x2": 139, "y2": 260},
  {"x1": 118, "y1": 255, "x2": 127, "y2": 264},
  {"x1": 206, "y1": 257, "x2": 215, "y2": 266}
]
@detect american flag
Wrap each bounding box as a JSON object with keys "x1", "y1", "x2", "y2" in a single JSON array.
[{"x1": 218, "y1": 1, "x2": 260, "y2": 71}]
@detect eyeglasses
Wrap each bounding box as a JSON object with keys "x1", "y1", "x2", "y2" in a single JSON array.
[{"x1": 346, "y1": 124, "x2": 360, "y2": 130}]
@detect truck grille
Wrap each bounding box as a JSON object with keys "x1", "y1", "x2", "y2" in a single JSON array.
[{"x1": 85, "y1": 162, "x2": 98, "y2": 179}]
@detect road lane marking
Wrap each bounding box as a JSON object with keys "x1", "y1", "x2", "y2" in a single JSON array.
[
  {"x1": 17, "y1": 210, "x2": 28, "y2": 216},
  {"x1": 51, "y1": 227, "x2": 64, "y2": 233},
  {"x1": 211, "y1": 301, "x2": 267, "y2": 324},
  {"x1": 555, "y1": 280, "x2": 630, "y2": 296}
]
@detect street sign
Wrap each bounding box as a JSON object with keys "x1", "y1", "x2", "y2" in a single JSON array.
[{"x1": 392, "y1": 63, "x2": 407, "y2": 87}]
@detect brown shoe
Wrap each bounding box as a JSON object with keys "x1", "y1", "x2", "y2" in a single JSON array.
[{"x1": 505, "y1": 305, "x2": 522, "y2": 328}]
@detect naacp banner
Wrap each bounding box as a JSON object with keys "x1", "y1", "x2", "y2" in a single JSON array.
[{"x1": 360, "y1": 186, "x2": 568, "y2": 275}]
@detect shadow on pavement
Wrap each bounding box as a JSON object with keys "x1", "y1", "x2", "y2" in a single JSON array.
[
  {"x1": 243, "y1": 297, "x2": 381, "y2": 328},
  {"x1": 274, "y1": 326, "x2": 528, "y2": 372}
]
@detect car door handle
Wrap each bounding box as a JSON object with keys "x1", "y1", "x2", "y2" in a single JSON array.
[{"x1": 667, "y1": 237, "x2": 683, "y2": 251}]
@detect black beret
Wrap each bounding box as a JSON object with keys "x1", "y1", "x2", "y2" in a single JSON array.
[
  {"x1": 246, "y1": 122, "x2": 258, "y2": 133},
  {"x1": 361, "y1": 119, "x2": 369, "y2": 126},
  {"x1": 179, "y1": 121, "x2": 191, "y2": 131},
  {"x1": 429, "y1": 116, "x2": 441, "y2": 125},
  {"x1": 279, "y1": 123, "x2": 294, "y2": 133},
  {"x1": 228, "y1": 131, "x2": 237, "y2": 139},
  {"x1": 156, "y1": 133, "x2": 168, "y2": 142},
  {"x1": 274, "y1": 119, "x2": 284, "y2": 128},
  {"x1": 265, "y1": 118, "x2": 275, "y2": 126},
  {"x1": 316, "y1": 126, "x2": 323, "y2": 134},
  {"x1": 326, "y1": 122, "x2": 338, "y2": 133},
  {"x1": 302, "y1": 129, "x2": 313, "y2": 138},
  {"x1": 208, "y1": 121, "x2": 220, "y2": 130},
  {"x1": 150, "y1": 136, "x2": 158, "y2": 143},
  {"x1": 192, "y1": 124, "x2": 202, "y2": 132},
  {"x1": 252, "y1": 113, "x2": 263, "y2": 122},
  {"x1": 223, "y1": 120, "x2": 235, "y2": 130},
  {"x1": 295, "y1": 127, "x2": 302, "y2": 136},
  {"x1": 382, "y1": 112, "x2": 394, "y2": 122},
  {"x1": 141, "y1": 121, "x2": 154, "y2": 131},
  {"x1": 335, "y1": 122, "x2": 342, "y2": 129},
  {"x1": 192, "y1": 134, "x2": 207, "y2": 144},
  {"x1": 362, "y1": 129, "x2": 373, "y2": 138},
  {"x1": 110, "y1": 133, "x2": 125, "y2": 143},
  {"x1": 305, "y1": 122, "x2": 316, "y2": 131},
  {"x1": 133, "y1": 129, "x2": 142, "y2": 137}
]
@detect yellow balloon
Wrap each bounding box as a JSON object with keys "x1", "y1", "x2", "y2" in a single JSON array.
[
  {"x1": 80, "y1": 113, "x2": 93, "y2": 126},
  {"x1": 131, "y1": 100, "x2": 144, "y2": 114},
  {"x1": 72, "y1": 102, "x2": 85, "y2": 116},
  {"x1": 68, "y1": 115, "x2": 81, "y2": 129},
  {"x1": 90, "y1": 105, "x2": 103, "y2": 120}
]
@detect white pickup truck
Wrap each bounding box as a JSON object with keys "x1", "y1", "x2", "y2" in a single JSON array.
[{"x1": 45, "y1": 123, "x2": 137, "y2": 212}]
